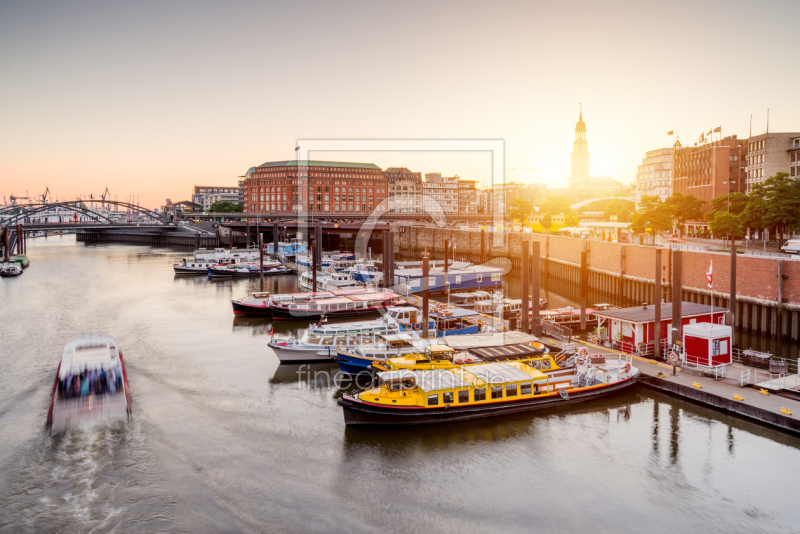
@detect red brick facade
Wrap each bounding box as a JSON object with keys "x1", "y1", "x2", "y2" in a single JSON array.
[
  {"x1": 672, "y1": 136, "x2": 748, "y2": 214},
  {"x1": 242, "y1": 160, "x2": 388, "y2": 215}
]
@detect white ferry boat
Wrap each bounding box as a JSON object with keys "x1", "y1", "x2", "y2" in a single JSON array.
[
  {"x1": 46, "y1": 335, "x2": 132, "y2": 431},
  {"x1": 299, "y1": 270, "x2": 332, "y2": 291},
  {"x1": 319, "y1": 272, "x2": 364, "y2": 291},
  {"x1": 231, "y1": 287, "x2": 372, "y2": 315},
  {"x1": 268, "y1": 306, "x2": 429, "y2": 362},
  {"x1": 173, "y1": 247, "x2": 261, "y2": 274}
]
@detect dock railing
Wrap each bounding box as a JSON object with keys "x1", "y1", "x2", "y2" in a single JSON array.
[{"x1": 531, "y1": 318, "x2": 572, "y2": 341}]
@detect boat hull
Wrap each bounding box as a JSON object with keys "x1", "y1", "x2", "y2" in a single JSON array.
[
  {"x1": 0, "y1": 270, "x2": 23, "y2": 277},
  {"x1": 232, "y1": 300, "x2": 273, "y2": 315},
  {"x1": 339, "y1": 372, "x2": 639, "y2": 425},
  {"x1": 268, "y1": 342, "x2": 339, "y2": 363},
  {"x1": 209, "y1": 267, "x2": 293, "y2": 277},
  {"x1": 173, "y1": 265, "x2": 210, "y2": 274},
  {"x1": 269, "y1": 304, "x2": 391, "y2": 321}
]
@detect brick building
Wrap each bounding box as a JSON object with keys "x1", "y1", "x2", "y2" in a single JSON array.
[
  {"x1": 385, "y1": 167, "x2": 423, "y2": 213},
  {"x1": 242, "y1": 160, "x2": 387, "y2": 215},
  {"x1": 671, "y1": 136, "x2": 748, "y2": 214},
  {"x1": 745, "y1": 132, "x2": 800, "y2": 192}
]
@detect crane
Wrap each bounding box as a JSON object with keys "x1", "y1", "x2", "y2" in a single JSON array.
[{"x1": 41, "y1": 187, "x2": 50, "y2": 203}]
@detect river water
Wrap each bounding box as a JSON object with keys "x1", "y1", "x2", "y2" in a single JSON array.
[{"x1": 1, "y1": 235, "x2": 799, "y2": 533}]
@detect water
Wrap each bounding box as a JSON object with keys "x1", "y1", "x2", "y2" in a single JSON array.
[{"x1": 2, "y1": 235, "x2": 800, "y2": 533}]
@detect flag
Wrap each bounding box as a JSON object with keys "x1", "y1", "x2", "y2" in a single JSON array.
[
  {"x1": 707, "y1": 129, "x2": 713, "y2": 137},
  {"x1": 667, "y1": 130, "x2": 673, "y2": 135},
  {"x1": 714, "y1": 126, "x2": 721, "y2": 133},
  {"x1": 699, "y1": 132, "x2": 705, "y2": 142},
  {"x1": 706, "y1": 261, "x2": 713, "y2": 289}
]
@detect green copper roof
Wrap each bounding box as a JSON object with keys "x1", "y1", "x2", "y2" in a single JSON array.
[{"x1": 256, "y1": 160, "x2": 381, "y2": 170}]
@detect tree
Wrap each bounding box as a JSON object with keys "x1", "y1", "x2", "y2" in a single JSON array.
[
  {"x1": 709, "y1": 212, "x2": 744, "y2": 245},
  {"x1": 507, "y1": 197, "x2": 533, "y2": 224},
  {"x1": 540, "y1": 213, "x2": 552, "y2": 233},
  {"x1": 708, "y1": 192, "x2": 747, "y2": 217},
  {"x1": 564, "y1": 209, "x2": 580, "y2": 228},
  {"x1": 603, "y1": 198, "x2": 634, "y2": 223},
  {"x1": 209, "y1": 201, "x2": 243, "y2": 213},
  {"x1": 631, "y1": 195, "x2": 673, "y2": 243},
  {"x1": 539, "y1": 194, "x2": 572, "y2": 215},
  {"x1": 741, "y1": 172, "x2": 800, "y2": 248},
  {"x1": 664, "y1": 192, "x2": 704, "y2": 231}
]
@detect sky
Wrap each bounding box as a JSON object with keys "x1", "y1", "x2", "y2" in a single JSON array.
[{"x1": 1, "y1": 0, "x2": 798, "y2": 208}]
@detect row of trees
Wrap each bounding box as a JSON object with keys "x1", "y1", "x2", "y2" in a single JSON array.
[
  {"x1": 630, "y1": 192, "x2": 705, "y2": 237},
  {"x1": 507, "y1": 196, "x2": 581, "y2": 232}
]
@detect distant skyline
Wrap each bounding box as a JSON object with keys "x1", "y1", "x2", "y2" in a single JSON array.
[{"x1": 1, "y1": 0, "x2": 798, "y2": 208}]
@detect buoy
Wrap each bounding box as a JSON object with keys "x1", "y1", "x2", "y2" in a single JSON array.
[
  {"x1": 733, "y1": 394, "x2": 743, "y2": 401},
  {"x1": 759, "y1": 388, "x2": 769, "y2": 395},
  {"x1": 692, "y1": 382, "x2": 702, "y2": 388},
  {"x1": 657, "y1": 372, "x2": 665, "y2": 378},
  {"x1": 780, "y1": 407, "x2": 792, "y2": 416}
]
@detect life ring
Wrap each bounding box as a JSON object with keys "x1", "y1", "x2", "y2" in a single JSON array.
[
  {"x1": 621, "y1": 363, "x2": 631, "y2": 373},
  {"x1": 465, "y1": 357, "x2": 474, "y2": 363},
  {"x1": 405, "y1": 323, "x2": 414, "y2": 331},
  {"x1": 414, "y1": 322, "x2": 422, "y2": 331},
  {"x1": 578, "y1": 347, "x2": 589, "y2": 358}
]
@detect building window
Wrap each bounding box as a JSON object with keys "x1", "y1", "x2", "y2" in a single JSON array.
[{"x1": 429, "y1": 276, "x2": 435, "y2": 286}]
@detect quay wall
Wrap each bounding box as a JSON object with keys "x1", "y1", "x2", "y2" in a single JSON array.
[
  {"x1": 394, "y1": 227, "x2": 800, "y2": 341},
  {"x1": 76, "y1": 231, "x2": 219, "y2": 247},
  {"x1": 638, "y1": 376, "x2": 800, "y2": 435}
]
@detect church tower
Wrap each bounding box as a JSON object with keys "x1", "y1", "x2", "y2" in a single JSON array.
[{"x1": 570, "y1": 105, "x2": 590, "y2": 187}]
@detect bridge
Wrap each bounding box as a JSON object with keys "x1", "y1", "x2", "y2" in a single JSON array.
[
  {"x1": 570, "y1": 196, "x2": 635, "y2": 210},
  {"x1": 190, "y1": 211, "x2": 509, "y2": 227},
  {"x1": 0, "y1": 200, "x2": 170, "y2": 229}
]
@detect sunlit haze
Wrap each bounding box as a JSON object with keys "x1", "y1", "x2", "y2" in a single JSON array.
[{"x1": 1, "y1": 0, "x2": 798, "y2": 208}]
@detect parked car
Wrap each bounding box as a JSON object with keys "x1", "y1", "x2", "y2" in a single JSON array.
[{"x1": 781, "y1": 240, "x2": 800, "y2": 254}]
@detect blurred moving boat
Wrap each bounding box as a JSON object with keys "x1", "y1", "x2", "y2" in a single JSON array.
[
  {"x1": 10, "y1": 254, "x2": 29, "y2": 268},
  {"x1": 0, "y1": 262, "x2": 23, "y2": 277},
  {"x1": 46, "y1": 335, "x2": 132, "y2": 431},
  {"x1": 339, "y1": 352, "x2": 639, "y2": 425}
]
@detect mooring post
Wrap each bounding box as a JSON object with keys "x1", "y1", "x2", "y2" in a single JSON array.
[
  {"x1": 671, "y1": 250, "x2": 683, "y2": 350},
  {"x1": 532, "y1": 241, "x2": 541, "y2": 337},
  {"x1": 654, "y1": 248, "x2": 662, "y2": 360},
  {"x1": 480, "y1": 229, "x2": 486, "y2": 264},
  {"x1": 259, "y1": 233, "x2": 264, "y2": 291},
  {"x1": 387, "y1": 232, "x2": 394, "y2": 291},
  {"x1": 521, "y1": 235, "x2": 530, "y2": 334},
  {"x1": 444, "y1": 239, "x2": 450, "y2": 307},
  {"x1": 246, "y1": 221, "x2": 251, "y2": 248},
  {"x1": 229, "y1": 227, "x2": 233, "y2": 249},
  {"x1": 314, "y1": 226, "x2": 322, "y2": 291},
  {"x1": 1, "y1": 227, "x2": 8, "y2": 262},
  {"x1": 422, "y1": 250, "x2": 430, "y2": 338},
  {"x1": 580, "y1": 250, "x2": 587, "y2": 330},
  {"x1": 273, "y1": 222, "x2": 279, "y2": 259},
  {"x1": 730, "y1": 241, "x2": 737, "y2": 345}
]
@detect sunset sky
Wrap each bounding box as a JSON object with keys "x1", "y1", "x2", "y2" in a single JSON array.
[{"x1": 1, "y1": 0, "x2": 798, "y2": 208}]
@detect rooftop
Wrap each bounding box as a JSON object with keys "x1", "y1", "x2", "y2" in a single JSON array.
[
  {"x1": 593, "y1": 302, "x2": 728, "y2": 323},
  {"x1": 255, "y1": 160, "x2": 381, "y2": 170}
]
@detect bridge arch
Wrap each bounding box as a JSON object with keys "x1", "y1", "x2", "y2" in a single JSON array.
[
  {"x1": 1, "y1": 200, "x2": 169, "y2": 228},
  {"x1": 570, "y1": 196, "x2": 635, "y2": 211}
]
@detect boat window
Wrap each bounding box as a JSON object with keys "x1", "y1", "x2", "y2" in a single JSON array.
[
  {"x1": 521, "y1": 383, "x2": 532, "y2": 395},
  {"x1": 443, "y1": 392, "x2": 454, "y2": 404},
  {"x1": 474, "y1": 388, "x2": 486, "y2": 401},
  {"x1": 362, "y1": 332, "x2": 375, "y2": 343},
  {"x1": 531, "y1": 359, "x2": 541, "y2": 370},
  {"x1": 308, "y1": 334, "x2": 322, "y2": 344},
  {"x1": 505, "y1": 384, "x2": 518, "y2": 397},
  {"x1": 458, "y1": 390, "x2": 469, "y2": 403},
  {"x1": 427, "y1": 394, "x2": 439, "y2": 406},
  {"x1": 540, "y1": 358, "x2": 551, "y2": 370},
  {"x1": 321, "y1": 335, "x2": 335, "y2": 346},
  {"x1": 491, "y1": 386, "x2": 503, "y2": 399}
]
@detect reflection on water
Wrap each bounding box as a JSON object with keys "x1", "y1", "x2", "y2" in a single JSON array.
[{"x1": 1, "y1": 235, "x2": 800, "y2": 533}]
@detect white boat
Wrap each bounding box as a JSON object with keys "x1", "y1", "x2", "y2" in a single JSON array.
[
  {"x1": 319, "y1": 272, "x2": 364, "y2": 291},
  {"x1": 299, "y1": 270, "x2": 332, "y2": 291},
  {"x1": 174, "y1": 247, "x2": 261, "y2": 274},
  {"x1": 232, "y1": 287, "x2": 373, "y2": 315},
  {"x1": 208, "y1": 261, "x2": 292, "y2": 277},
  {"x1": 267, "y1": 306, "x2": 430, "y2": 363},
  {"x1": 0, "y1": 262, "x2": 23, "y2": 277},
  {"x1": 47, "y1": 335, "x2": 132, "y2": 431}
]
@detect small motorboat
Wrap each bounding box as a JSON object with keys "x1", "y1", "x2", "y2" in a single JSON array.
[
  {"x1": 46, "y1": 335, "x2": 132, "y2": 431},
  {"x1": 0, "y1": 262, "x2": 23, "y2": 277},
  {"x1": 208, "y1": 262, "x2": 292, "y2": 278}
]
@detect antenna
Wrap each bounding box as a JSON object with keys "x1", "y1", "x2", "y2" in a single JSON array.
[{"x1": 766, "y1": 108, "x2": 769, "y2": 134}]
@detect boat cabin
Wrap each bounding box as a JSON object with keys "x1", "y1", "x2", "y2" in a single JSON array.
[
  {"x1": 429, "y1": 307, "x2": 482, "y2": 336},
  {"x1": 593, "y1": 302, "x2": 727, "y2": 351},
  {"x1": 682, "y1": 323, "x2": 732, "y2": 368}
]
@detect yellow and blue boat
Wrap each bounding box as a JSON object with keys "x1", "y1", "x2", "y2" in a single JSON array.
[{"x1": 338, "y1": 353, "x2": 639, "y2": 425}]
